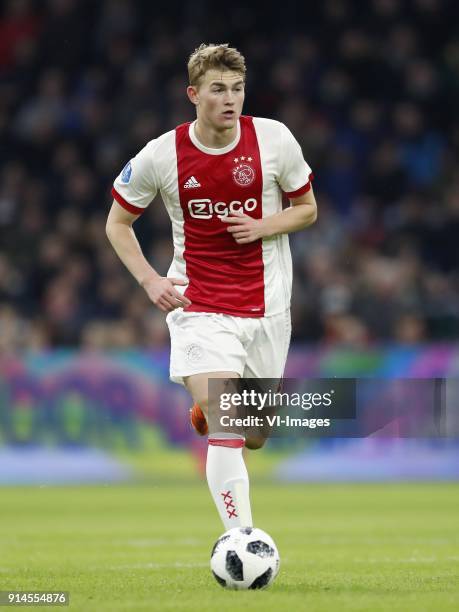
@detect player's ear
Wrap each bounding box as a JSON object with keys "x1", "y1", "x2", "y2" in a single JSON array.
[{"x1": 187, "y1": 85, "x2": 199, "y2": 106}]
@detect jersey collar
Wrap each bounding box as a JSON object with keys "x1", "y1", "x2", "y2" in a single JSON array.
[{"x1": 189, "y1": 120, "x2": 241, "y2": 155}]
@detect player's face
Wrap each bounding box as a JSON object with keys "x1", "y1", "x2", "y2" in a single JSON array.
[{"x1": 190, "y1": 69, "x2": 245, "y2": 131}]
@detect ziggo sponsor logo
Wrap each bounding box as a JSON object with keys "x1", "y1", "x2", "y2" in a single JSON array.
[{"x1": 188, "y1": 198, "x2": 257, "y2": 219}]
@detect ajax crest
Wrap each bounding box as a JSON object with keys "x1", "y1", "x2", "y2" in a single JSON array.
[
  {"x1": 232, "y1": 156, "x2": 255, "y2": 187},
  {"x1": 185, "y1": 343, "x2": 204, "y2": 363}
]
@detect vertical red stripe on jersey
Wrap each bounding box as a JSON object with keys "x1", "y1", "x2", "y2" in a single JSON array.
[{"x1": 175, "y1": 116, "x2": 265, "y2": 317}]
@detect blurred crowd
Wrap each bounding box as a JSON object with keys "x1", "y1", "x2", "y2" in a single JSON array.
[{"x1": 1, "y1": 0, "x2": 458, "y2": 351}]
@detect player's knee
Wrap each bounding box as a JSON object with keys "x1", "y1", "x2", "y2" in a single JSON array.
[{"x1": 244, "y1": 435, "x2": 266, "y2": 450}]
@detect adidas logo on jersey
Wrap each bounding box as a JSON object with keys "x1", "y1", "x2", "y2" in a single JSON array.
[{"x1": 183, "y1": 176, "x2": 201, "y2": 189}]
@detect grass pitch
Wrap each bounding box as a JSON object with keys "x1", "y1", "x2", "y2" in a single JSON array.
[{"x1": 0, "y1": 482, "x2": 458, "y2": 611}]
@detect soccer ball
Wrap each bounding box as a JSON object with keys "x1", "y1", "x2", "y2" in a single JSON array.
[{"x1": 210, "y1": 527, "x2": 280, "y2": 589}]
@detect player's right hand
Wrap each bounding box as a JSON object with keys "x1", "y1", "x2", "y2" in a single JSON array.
[{"x1": 142, "y1": 277, "x2": 191, "y2": 312}]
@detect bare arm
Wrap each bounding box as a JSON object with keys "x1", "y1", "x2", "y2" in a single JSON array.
[
  {"x1": 221, "y1": 186, "x2": 317, "y2": 244},
  {"x1": 105, "y1": 201, "x2": 191, "y2": 312}
]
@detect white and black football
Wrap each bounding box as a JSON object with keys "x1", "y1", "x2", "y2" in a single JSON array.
[{"x1": 210, "y1": 527, "x2": 280, "y2": 589}]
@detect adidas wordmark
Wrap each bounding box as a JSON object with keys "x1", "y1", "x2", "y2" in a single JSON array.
[{"x1": 183, "y1": 176, "x2": 201, "y2": 189}]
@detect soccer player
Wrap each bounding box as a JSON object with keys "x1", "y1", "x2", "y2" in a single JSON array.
[{"x1": 106, "y1": 44, "x2": 317, "y2": 529}]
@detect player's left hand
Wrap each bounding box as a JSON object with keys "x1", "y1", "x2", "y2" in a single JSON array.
[{"x1": 220, "y1": 212, "x2": 266, "y2": 244}]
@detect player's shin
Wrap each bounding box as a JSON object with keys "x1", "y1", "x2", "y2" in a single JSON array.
[{"x1": 206, "y1": 434, "x2": 253, "y2": 529}]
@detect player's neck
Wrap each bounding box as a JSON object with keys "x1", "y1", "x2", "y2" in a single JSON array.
[{"x1": 194, "y1": 119, "x2": 238, "y2": 149}]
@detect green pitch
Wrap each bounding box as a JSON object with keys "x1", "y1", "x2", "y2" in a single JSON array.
[{"x1": 0, "y1": 483, "x2": 458, "y2": 611}]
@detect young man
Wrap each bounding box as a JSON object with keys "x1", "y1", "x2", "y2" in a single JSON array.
[{"x1": 106, "y1": 43, "x2": 317, "y2": 530}]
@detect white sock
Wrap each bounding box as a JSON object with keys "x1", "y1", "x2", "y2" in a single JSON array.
[{"x1": 206, "y1": 435, "x2": 253, "y2": 530}]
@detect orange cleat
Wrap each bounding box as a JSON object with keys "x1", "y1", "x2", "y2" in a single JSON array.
[{"x1": 190, "y1": 403, "x2": 208, "y2": 436}]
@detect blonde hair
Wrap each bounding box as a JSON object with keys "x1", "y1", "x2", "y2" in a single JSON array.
[{"x1": 188, "y1": 43, "x2": 246, "y2": 87}]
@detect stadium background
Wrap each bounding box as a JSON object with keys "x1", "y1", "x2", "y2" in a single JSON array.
[{"x1": 0, "y1": 2, "x2": 458, "y2": 609}]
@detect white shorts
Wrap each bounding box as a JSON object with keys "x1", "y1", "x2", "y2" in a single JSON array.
[{"x1": 166, "y1": 309, "x2": 291, "y2": 385}]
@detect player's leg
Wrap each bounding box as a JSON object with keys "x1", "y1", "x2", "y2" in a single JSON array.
[
  {"x1": 185, "y1": 371, "x2": 253, "y2": 529},
  {"x1": 167, "y1": 310, "x2": 245, "y2": 437},
  {"x1": 184, "y1": 371, "x2": 238, "y2": 421},
  {"x1": 166, "y1": 310, "x2": 252, "y2": 529},
  {"x1": 243, "y1": 309, "x2": 292, "y2": 450}
]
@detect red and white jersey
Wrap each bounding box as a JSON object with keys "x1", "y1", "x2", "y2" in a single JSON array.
[{"x1": 112, "y1": 116, "x2": 313, "y2": 318}]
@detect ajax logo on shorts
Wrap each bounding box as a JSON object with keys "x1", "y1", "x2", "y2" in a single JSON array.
[
  {"x1": 185, "y1": 343, "x2": 204, "y2": 363},
  {"x1": 188, "y1": 198, "x2": 257, "y2": 219}
]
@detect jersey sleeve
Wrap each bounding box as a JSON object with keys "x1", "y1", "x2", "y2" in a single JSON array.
[
  {"x1": 112, "y1": 141, "x2": 158, "y2": 215},
  {"x1": 277, "y1": 123, "x2": 314, "y2": 198}
]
